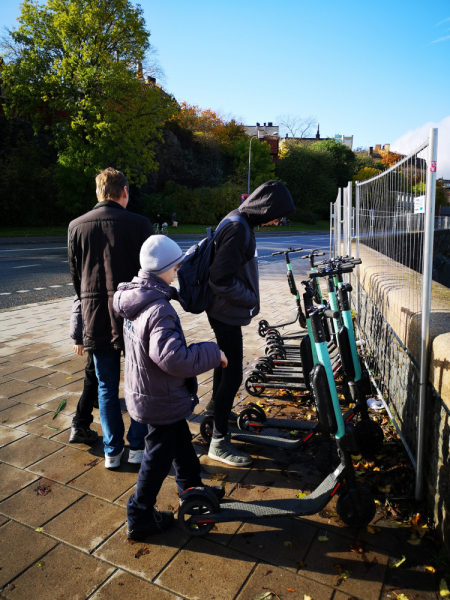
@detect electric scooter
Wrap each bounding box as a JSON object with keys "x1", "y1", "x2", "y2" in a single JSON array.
[{"x1": 179, "y1": 305, "x2": 376, "y2": 536}]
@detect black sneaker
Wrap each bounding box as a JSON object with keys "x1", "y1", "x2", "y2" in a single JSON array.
[
  {"x1": 127, "y1": 510, "x2": 174, "y2": 540},
  {"x1": 69, "y1": 427, "x2": 99, "y2": 444}
]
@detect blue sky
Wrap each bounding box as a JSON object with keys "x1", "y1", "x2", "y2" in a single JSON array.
[{"x1": 2, "y1": 0, "x2": 449, "y2": 174}]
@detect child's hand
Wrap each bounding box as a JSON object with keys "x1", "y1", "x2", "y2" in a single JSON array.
[
  {"x1": 73, "y1": 344, "x2": 84, "y2": 356},
  {"x1": 220, "y1": 350, "x2": 228, "y2": 368}
]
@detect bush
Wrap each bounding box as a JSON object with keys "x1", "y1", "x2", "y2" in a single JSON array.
[{"x1": 297, "y1": 208, "x2": 318, "y2": 224}]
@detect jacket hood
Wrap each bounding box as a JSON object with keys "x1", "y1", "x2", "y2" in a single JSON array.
[
  {"x1": 113, "y1": 271, "x2": 176, "y2": 320},
  {"x1": 239, "y1": 181, "x2": 295, "y2": 225}
]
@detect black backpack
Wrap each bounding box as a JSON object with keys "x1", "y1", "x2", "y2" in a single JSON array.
[{"x1": 178, "y1": 215, "x2": 251, "y2": 314}]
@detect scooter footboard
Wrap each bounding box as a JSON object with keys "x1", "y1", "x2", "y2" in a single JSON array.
[
  {"x1": 207, "y1": 463, "x2": 344, "y2": 523},
  {"x1": 337, "y1": 326, "x2": 356, "y2": 379},
  {"x1": 311, "y1": 363, "x2": 338, "y2": 435}
]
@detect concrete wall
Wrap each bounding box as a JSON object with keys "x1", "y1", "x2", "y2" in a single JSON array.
[{"x1": 353, "y1": 243, "x2": 450, "y2": 550}]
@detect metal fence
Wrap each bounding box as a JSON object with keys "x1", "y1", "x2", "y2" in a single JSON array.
[{"x1": 330, "y1": 129, "x2": 438, "y2": 499}]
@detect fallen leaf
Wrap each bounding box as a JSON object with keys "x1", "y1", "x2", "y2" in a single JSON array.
[
  {"x1": 284, "y1": 541, "x2": 293, "y2": 547},
  {"x1": 84, "y1": 458, "x2": 100, "y2": 467},
  {"x1": 210, "y1": 473, "x2": 228, "y2": 481},
  {"x1": 66, "y1": 377, "x2": 72, "y2": 380},
  {"x1": 52, "y1": 398, "x2": 67, "y2": 419},
  {"x1": 45, "y1": 424, "x2": 59, "y2": 431},
  {"x1": 286, "y1": 588, "x2": 296, "y2": 593},
  {"x1": 366, "y1": 525, "x2": 381, "y2": 534},
  {"x1": 350, "y1": 540, "x2": 365, "y2": 553},
  {"x1": 409, "y1": 513, "x2": 428, "y2": 538},
  {"x1": 407, "y1": 538, "x2": 422, "y2": 546},
  {"x1": 34, "y1": 484, "x2": 51, "y2": 497},
  {"x1": 237, "y1": 482, "x2": 255, "y2": 490},
  {"x1": 298, "y1": 561, "x2": 306, "y2": 568},
  {"x1": 378, "y1": 484, "x2": 391, "y2": 493},
  {"x1": 264, "y1": 569, "x2": 273, "y2": 576},
  {"x1": 318, "y1": 535, "x2": 329, "y2": 542},
  {"x1": 395, "y1": 594, "x2": 410, "y2": 600},
  {"x1": 440, "y1": 578, "x2": 450, "y2": 597},
  {"x1": 297, "y1": 492, "x2": 307, "y2": 498},
  {"x1": 424, "y1": 565, "x2": 435, "y2": 573},
  {"x1": 36, "y1": 561, "x2": 45, "y2": 568},
  {"x1": 134, "y1": 547, "x2": 150, "y2": 559},
  {"x1": 304, "y1": 596, "x2": 312, "y2": 600},
  {"x1": 35, "y1": 527, "x2": 43, "y2": 532},
  {"x1": 390, "y1": 555, "x2": 406, "y2": 569}
]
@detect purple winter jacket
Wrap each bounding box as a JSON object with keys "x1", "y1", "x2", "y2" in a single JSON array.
[{"x1": 113, "y1": 271, "x2": 221, "y2": 426}]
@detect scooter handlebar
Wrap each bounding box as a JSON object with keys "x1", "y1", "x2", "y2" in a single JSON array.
[
  {"x1": 271, "y1": 247, "x2": 303, "y2": 256},
  {"x1": 324, "y1": 309, "x2": 340, "y2": 320}
]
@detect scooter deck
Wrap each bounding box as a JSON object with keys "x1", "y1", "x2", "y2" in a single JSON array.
[
  {"x1": 253, "y1": 381, "x2": 308, "y2": 391},
  {"x1": 230, "y1": 428, "x2": 309, "y2": 448},
  {"x1": 198, "y1": 464, "x2": 344, "y2": 522},
  {"x1": 264, "y1": 417, "x2": 317, "y2": 430}
]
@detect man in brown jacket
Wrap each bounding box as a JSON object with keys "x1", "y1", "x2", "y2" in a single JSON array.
[{"x1": 68, "y1": 168, "x2": 154, "y2": 469}]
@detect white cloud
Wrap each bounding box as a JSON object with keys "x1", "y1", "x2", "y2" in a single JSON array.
[
  {"x1": 431, "y1": 34, "x2": 450, "y2": 43},
  {"x1": 436, "y1": 17, "x2": 450, "y2": 26},
  {"x1": 391, "y1": 116, "x2": 450, "y2": 178}
]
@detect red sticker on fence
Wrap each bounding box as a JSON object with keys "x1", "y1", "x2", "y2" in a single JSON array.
[{"x1": 430, "y1": 161, "x2": 437, "y2": 172}]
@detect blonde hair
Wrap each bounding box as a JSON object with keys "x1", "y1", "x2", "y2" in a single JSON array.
[{"x1": 95, "y1": 168, "x2": 129, "y2": 201}]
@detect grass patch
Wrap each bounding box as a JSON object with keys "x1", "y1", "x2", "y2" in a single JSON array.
[{"x1": 0, "y1": 220, "x2": 329, "y2": 238}]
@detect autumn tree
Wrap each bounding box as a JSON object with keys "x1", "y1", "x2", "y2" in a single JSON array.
[
  {"x1": 379, "y1": 148, "x2": 404, "y2": 168},
  {"x1": 1, "y1": 0, "x2": 176, "y2": 216}
]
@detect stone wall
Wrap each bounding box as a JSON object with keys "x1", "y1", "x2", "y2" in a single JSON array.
[{"x1": 353, "y1": 243, "x2": 450, "y2": 551}]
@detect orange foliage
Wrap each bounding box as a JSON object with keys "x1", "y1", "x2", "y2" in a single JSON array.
[
  {"x1": 379, "y1": 148, "x2": 403, "y2": 168},
  {"x1": 168, "y1": 101, "x2": 246, "y2": 144}
]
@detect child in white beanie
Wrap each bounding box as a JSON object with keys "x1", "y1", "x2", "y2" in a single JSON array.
[{"x1": 113, "y1": 235, "x2": 227, "y2": 540}]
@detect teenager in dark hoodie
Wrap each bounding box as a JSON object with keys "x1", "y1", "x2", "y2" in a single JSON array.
[
  {"x1": 206, "y1": 180, "x2": 295, "y2": 467},
  {"x1": 113, "y1": 235, "x2": 228, "y2": 539}
]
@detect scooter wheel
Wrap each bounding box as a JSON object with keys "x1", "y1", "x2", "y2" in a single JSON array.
[
  {"x1": 314, "y1": 441, "x2": 339, "y2": 475},
  {"x1": 199, "y1": 415, "x2": 214, "y2": 443},
  {"x1": 336, "y1": 487, "x2": 376, "y2": 528},
  {"x1": 354, "y1": 420, "x2": 385, "y2": 456},
  {"x1": 178, "y1": 496, "x2": 217, "y2": 536},
  {"x1": 265, "y1": 341, "x2": 284, "y2": 354},
  {"x1": 247, "y1": 402, "x2": 267, "y2": 421},
  {"x1": 298, "y1": 313, "x2": 307, "y2": 329},
  {"x1": 245, "y1": 372, "x2": 266, "y2": 396},
  {"x1": 237, "y1": 407, "x2": 265, "y2": 432},
  {"x1": 255, "y1": 361, "x2": 273, "y2": 374},
  {"x1": 267, "y1": 347, "x2": 286, "y2": 360},
  {"x1": 258, "y1": 320, "x2": 269, "y2": 337}
]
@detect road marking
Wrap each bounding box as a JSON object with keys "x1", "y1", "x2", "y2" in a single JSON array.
[
  {"x1": 49, "y1": 285, "x2": 62, "y2": 288},
  {"x1": 34, "y1": 287, "x2": 46, "y2": 290},
  {"x1": 16, "y1": 290, "x2": 30, "y2": 293},
  {"x1": 66, "y1": 283, "x2": 73, "y2": 285},
  {"x1": 13, "y1": 264, "x2": 40, "y2": 269},
  {"x1": 0, "y1": 247, "x2": 67, "y2": 253},
  {"x1": 0, "y1": 292, "x2": 11, "y2": 295}
]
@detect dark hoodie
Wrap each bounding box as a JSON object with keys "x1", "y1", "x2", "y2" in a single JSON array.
[
  {"x1": 113, "y1": 271, "x2": 221, "y2": 425},
  {"x1": 207, "y1": 181, "x2": 295, "y2": 326}
]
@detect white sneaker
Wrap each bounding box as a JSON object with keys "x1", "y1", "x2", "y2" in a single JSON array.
[
  {"x1": 104, "y1": 448, "x2": 124, "y2": 469},
  {"x1": 128, "y1": 449, "x2": 144, "y2": 464}
]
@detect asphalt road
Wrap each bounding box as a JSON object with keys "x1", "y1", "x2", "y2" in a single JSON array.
[{"x1": 0, "y1": 232, "x2": 330, "y2": 310}]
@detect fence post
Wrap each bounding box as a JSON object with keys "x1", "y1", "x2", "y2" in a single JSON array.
[
  {"x1": 330, "y1": 202, "x2": 333, "y2": 257},
  {"x1": 335, "y1": 189, "x2": 342, "y2": 257},
  {"x1": 342, "y1": 186, "x2": 348, "y2": 257},
  {"x1": 416, "y1": 128, "x2": 438, "y2": 501},
  {"x1": 355, "y1": 183, "x2": 360, "y2": 324}
]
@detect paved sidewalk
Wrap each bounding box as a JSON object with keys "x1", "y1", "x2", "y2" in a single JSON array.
[{"x1": 0, "y1": 262, "x2": 437, "y2": 600}]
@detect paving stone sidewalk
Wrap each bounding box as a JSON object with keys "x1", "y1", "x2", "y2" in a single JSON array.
[{"x1": 0, "y1": 262, "x2": 437, "y2": 600}]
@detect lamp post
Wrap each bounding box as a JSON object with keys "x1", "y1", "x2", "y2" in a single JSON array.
[{"x1": 247, "y1": 133, "x2": 259, "y2": 195}]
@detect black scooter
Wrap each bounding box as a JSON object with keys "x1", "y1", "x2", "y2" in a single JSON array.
[{"x1": 179, "y1": 306, "x2": 376, "y2": 536}]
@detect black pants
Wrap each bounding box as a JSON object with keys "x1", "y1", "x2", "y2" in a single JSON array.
[
  {"x1": 72, "y1": 351, "x2": 98, "y2": 429},
  {"x1": 208, "y1": 315, "x2": 243, "y2": 437},
  {"x1": 127, "y1": 419, "x2": 202, "y2": 527}
]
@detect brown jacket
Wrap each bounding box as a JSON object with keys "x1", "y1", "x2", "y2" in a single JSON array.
[{"x1": 68, "y1": 201, "x2": 154, "y2": 351}]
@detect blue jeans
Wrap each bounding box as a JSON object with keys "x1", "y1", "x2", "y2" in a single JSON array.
[{"x1": 93, "y1": 348, "x2": 147, "y2": 458}]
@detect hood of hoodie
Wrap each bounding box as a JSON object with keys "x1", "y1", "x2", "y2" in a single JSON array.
[
  {"x1": 113, "y1": 270, "x2": 176, "y2": 320},
  {"x1": 239, "y1": 180, "x2": 295, "y2": 226}
]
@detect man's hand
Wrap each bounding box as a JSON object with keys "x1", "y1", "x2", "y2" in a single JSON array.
[
  {"x1": 220, "y1": 350, "x2": 228, "y2": 368},
  {"x1": 73, "y1": 344, "x2": 84, "y2": 356}
]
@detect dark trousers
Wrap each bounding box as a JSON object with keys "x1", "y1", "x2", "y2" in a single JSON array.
[
  {"x1": 207, "y1": 315, "x2": 243, "y2": 437},
  {"x1": 127, "y1": 419, "x2": 202, "y2": 528},
  {"x1": 72, "y1": 351, "x2": 98, "y2": 429}
]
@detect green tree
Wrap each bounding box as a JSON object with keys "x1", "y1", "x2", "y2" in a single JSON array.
[
  {"x1": 353, "y1": 167, "x2": 382, "y2": 183},
  {"x1": 275, "y1": 143, "x2": 336, "y2": 219},
  {"x1": 2, "y1": 0, "x2": 176, "y2": 216},
  {"x1": 230, "y1": 138, "x2": 275, "y2": 192},
  {"x1": 311, "y1": 139, "x2": 356, "y2": 187}
]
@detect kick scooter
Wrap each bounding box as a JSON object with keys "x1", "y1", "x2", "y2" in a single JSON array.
[{"x1": 180, "y1": 305, "x2": 376, "y2": 535}]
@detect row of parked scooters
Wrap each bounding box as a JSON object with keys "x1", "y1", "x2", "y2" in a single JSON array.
[{"x1": 177, "y1": 248, "x2": 381, "y2": 536}]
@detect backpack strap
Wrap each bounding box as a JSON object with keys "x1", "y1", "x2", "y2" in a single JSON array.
[{"x1": 215, "y1": 214, "x2": 251, "y2": 249}]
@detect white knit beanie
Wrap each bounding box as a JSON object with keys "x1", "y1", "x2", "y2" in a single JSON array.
[{"x1": 140, "y1": 235, "x2": 184, "y2": 275}]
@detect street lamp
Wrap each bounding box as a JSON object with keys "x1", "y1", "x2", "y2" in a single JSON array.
[{"x1": 248, "y1": 132, "x2": 259, "y2": 195}]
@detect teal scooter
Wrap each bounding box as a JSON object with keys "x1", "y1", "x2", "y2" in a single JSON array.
[{"x1": 181, "y1": 304, "x2": 376, "y2": 536}]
